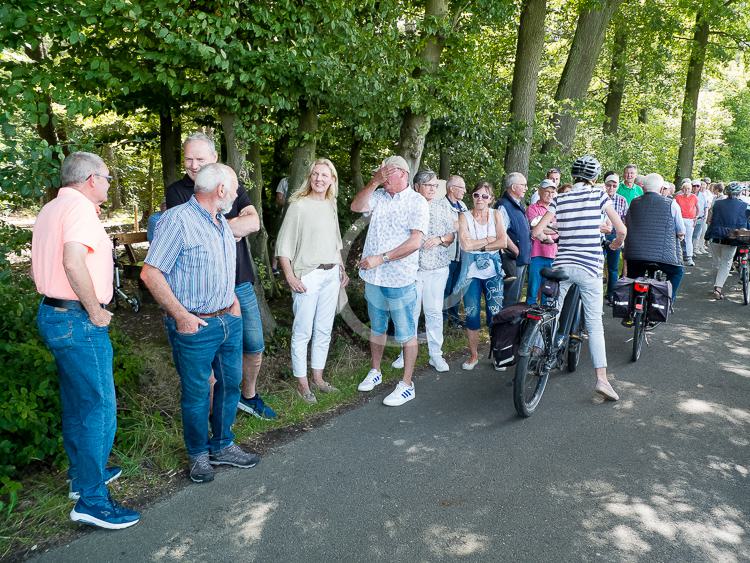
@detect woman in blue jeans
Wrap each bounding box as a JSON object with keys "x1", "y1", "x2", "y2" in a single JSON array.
[{"x1": 455, "y1": 182, "x2": 508, "y2": 370}]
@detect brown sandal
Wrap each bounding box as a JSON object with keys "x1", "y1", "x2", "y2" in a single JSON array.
[{"x1": 712, "y1": 287, "x2": 724, "y2": 300}]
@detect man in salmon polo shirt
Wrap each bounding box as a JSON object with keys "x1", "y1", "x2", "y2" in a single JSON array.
[{"x1": 32, "y1": 152, "x2": 140, "y2": 530}]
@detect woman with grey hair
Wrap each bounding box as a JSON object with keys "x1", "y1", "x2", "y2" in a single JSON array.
[{"x1": 392, "y1": 170, "x2": 456, "y2": 372}]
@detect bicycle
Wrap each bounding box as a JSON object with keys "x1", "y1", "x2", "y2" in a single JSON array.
[
  {"x1": 627, "y1": 264, "x2": 665, "y2": 363},
  {"x1": 112, "y1": 238, "x2": 141, "y2": 313},
  {"x1": 737, "y1": 244, "x2": 749, "y2": 305},
  {"x1": 513, "y1": 267, "x2": 584, "y2": 417}
]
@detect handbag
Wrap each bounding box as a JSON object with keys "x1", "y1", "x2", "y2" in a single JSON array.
[{"x1": 501, "y1": 249, "x2": 518, "y2": 280}]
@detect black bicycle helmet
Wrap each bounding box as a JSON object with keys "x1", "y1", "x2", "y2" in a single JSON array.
[{"x1": 571, "y1": 155, "x2": 601, "y2": 182}]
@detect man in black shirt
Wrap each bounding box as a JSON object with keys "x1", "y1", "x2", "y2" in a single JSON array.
[{"x1": 165, "y1": 132, "x2": 277, "y2": 420}]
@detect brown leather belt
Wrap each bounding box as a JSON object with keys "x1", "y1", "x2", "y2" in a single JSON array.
[
  {"x1": 190, "y1": 305, "x2": 233, "y2": 318},
  {"x1": 317, "y1": 263, "x2": 337, "y2": 270}
]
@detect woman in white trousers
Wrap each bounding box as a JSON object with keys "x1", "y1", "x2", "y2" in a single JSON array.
[{"x1": 276, "y1": 159, "x2": 349, "y2": 403}]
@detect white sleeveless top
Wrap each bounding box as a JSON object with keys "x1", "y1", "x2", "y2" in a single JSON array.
[{"x1": 463, "y1": 210, "x2": 499, "y2": 280}]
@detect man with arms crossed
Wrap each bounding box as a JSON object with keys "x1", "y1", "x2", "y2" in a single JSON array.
[
  {"x1": 143, "y1": 163, "x2": 260, "y2": 483},
  {"x1": 352, "y1": 156, "x2": 429, "y2": 407},
  {"x1": 33, "y1": 152, "x2": 140, "y2": 529}
]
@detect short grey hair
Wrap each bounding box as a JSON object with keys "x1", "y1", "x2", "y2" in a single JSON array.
[
  {"x1": 60, "y1": 151, "x2": 106, "y2": 186},
  {"x1": 623, "y1": 163, "x2": 637, "y2": 172},
  {"x1": 446, "y1": 174, "x2": 465, "y2": 188},
  {"x1": 504, "y1": 172, "x2": 526, "y2": 190},
  {"x1": 194, "y1": 163, "x2": 234, "y2": 194},
  {"x1": 413, "y1": 169, "x2": 437, "y2": 186},
  {"x1": 183, "y1": 132, "x2": 217, "y2": 155},
  {"x1": 643, "y1": 172, "x2": 664, "y2": 193}
]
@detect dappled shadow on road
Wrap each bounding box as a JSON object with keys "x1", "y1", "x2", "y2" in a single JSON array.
[{"x1": 550, "y1": 479, "x2": 748, "y2": 562}]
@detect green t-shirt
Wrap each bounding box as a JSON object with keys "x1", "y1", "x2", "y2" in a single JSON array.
[{"x1": 617, "y1": 182, "x2": 643, "y2": 205}]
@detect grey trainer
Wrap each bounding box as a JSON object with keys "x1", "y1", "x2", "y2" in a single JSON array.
[
  {"x1": 189, "y1": 453, "x2": 215, "y2": 483},
  {"x1": 209, "y1": 444, "x2": 261, "y2": 468}
]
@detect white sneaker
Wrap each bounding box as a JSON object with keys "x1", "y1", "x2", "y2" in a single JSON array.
[
  {"x1": 358, "y1": 369, "x2": 382, "y2": 392},
  {"x1": 383, "y1": 381, "x2": 415, "y2": 406},
  {"x1": 391, "y1": 352, "x2": 404, "y2": 369},
  {"x1": 429, "y1": 355, "x2": 449, "y2": 372},
  {"x1": 462, "y1": 358, "x2": 479, "y2": 370}
]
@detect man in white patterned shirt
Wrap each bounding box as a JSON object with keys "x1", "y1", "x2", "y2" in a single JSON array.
[{"x1": 351, "y1": 156, "x2": 429, "y2": 406}]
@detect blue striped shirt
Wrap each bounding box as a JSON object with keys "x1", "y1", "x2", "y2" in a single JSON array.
[
  {"x1": 145, "y1": 197, "x2": 236, "y2": 313},
  {"x1": 549, "y1": 182, "x2": 612, "y2": 276}
]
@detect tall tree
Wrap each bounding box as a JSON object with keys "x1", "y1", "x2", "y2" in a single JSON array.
[
  {"x1": 675, "y1": 7, "x2": 710, "y2": 181},
  {"x1": 504, "y1": 0, "x2": 547, "y2": 176},
  {"x1": 541, "y1": 0, "x2": 624, "y2": 155},
  {"x1": 396, "y1": 0, "x2": 450, "y2": 178},
  {"x1": 602, "y1": 22, "x2": 628, "y2": 134}
]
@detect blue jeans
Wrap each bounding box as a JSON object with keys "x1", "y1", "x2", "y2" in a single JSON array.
[
  {"x1": 443, "y1": 260, "x2": 462, "y2": 323},
  {"x1": 463, "y1": 276, "x2": 504, "y2": 330},
  {"x1": 527, "y1": 256, "x2": 554, "y2": 305},
  {"x1": 165, "y1": 313, "x2": 243, "y2": 457},
  {"x1": 604, "y1": 246, "x2": 622, "y2": 300},
  {"x1": 235, "y1": 282, "x2": 265, "y2": 354},
  {"x1": 365, "y1": 282, "x2": 417, "y2": 343},
  {"x1": 37, "y1": 302, "x2": 115, "y2": 504}
]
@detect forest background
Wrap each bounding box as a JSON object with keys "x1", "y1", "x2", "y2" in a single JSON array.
[{"x1": 0, "y1": 0, "x2": 749, "y2": 556}]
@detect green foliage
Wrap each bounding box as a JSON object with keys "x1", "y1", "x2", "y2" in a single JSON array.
[{"x1": 703, "y1": 86, "x2": 750, "y2": 180}]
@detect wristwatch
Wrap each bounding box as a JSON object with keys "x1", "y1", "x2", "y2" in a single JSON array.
[{"x1": 382, "y1": 253, "x2": 391, "y2": 263}]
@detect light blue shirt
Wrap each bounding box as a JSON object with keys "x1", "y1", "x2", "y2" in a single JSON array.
[{"x1": 145, "y1": 197, "x2": 236, "y2": 313}]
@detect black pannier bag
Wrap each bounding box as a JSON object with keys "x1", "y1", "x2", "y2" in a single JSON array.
[
  {"x1": 489, "y1": 304, "x2": 531, "y2": 368},
  {"x1": 540, "y1": 278, "x2": 559, "y2": 299},
  {"x1": 646, "y1": 279, "x2": 672, "y2": 322},
  {"x1": 612, "y1": 277, "x2": 635, "y2": 319}
]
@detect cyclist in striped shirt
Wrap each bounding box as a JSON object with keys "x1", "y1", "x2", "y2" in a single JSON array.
[{"x1": 531, "y1": 155, "x2": 626, "y2": 402}]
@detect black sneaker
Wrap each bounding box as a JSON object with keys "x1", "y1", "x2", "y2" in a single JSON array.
[
  {"x1": 209, "y1": 444, "x2": 260, "y2": 468},
  {"x1": 189, "y1": 453, "x2": 215, "y2": 483}
]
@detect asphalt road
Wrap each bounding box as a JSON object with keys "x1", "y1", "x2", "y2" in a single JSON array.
[{"x1": 35, "y1": 256, "x2": 749, "y2": 562}]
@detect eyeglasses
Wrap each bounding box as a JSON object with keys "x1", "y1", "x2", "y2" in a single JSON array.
[
  {"x1": 422, "y1": 183, "x2": 439, "y2": 189},
  {"x1": 472, "y1": 193, "x2": 490, "y2": 200},
  {"x1": 448, "y1": 185, "x2": 466, "y2": 190},
  {"x1": 88, "y1": 173, "x2": 113, "y2": 183}
]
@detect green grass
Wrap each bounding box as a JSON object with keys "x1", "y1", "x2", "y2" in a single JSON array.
[{"x1": 0, "y1": 324, "x2": 470, "y2": 560}]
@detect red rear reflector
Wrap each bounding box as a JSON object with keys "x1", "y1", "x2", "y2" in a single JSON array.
[
  {"x1": 739, "y1": 248, "x2": 749, "y2": 254},
  {"x1": 526, "y1": 314, "x2": 542, "y2": 320},
  {"x1": 635, "y1": 303, "x2": 643, "y2": 310},
  {"x1": 634, "y1": 283, "x2": 649, "y2": 292}
]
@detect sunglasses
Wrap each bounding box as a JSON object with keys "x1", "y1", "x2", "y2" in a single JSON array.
[{"x1": 472, "y1": 193, "x2": 490, "y2": 200}]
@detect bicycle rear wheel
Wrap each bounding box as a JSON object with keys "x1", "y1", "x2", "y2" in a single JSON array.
[
  {"x1": 513, "y1": 323, "x2": 550, "y2": 417},
  {"x1": 631, "y1": 310, "x2": 646, "y2": 362},
  {"x1": 742, "y1": 264, "x2": 749, "y2": 305}
]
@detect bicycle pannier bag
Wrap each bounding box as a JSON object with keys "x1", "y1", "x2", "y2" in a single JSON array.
[
  {"x1": 489, "y1": 304, "x2": 531, "y2": 368},
  {"x1": 647, "y1": 279, "x2": 672, "y2": 322},
  {"x1": 612, "y1": 277, "x2": 634, "y2": 319},
  {"x1": 540, "y1": 278, "x2": 559, "y2": 298}
]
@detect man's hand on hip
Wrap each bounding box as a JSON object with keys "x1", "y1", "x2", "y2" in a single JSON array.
[
  {"x1": 176, "y1": 313, "x2": 208, "y2": 335},
  {"x1": 89, "y1": 307, "x2": 113, "y2": 327}
]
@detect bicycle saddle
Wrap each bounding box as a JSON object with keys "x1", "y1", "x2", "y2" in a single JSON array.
[{"x1": 540, "y1": 267, "x2": 569, "y2": 282}]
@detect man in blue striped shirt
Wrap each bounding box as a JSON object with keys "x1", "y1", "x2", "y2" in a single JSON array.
[{"x1": 142, "y1": 163, "x2": 261, "y2": 483}]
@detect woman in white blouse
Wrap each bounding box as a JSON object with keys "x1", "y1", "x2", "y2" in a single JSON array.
[{"x1": 276, "y1": 159, "x2": 349, "y2": 404}]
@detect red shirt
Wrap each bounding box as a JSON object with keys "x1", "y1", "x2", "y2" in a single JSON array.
[{"x1": 674, "y1": 193, "x2": 699, "y2": 220}]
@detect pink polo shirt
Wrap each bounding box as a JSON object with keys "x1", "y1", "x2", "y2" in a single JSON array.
[
  {"x1": 526, "y1": 202, "x2": 557, "y2": 259},
  {"x1": 32, "y1": 187, "x2": 113, "y2": 303}
]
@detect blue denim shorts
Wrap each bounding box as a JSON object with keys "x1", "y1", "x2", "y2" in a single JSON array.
[
  {"x1": 364, "y1": 282, "x2": 417, "y2": 343},
  {"x1": 235, "y1": 282, "x2": 265, "y2": 354}
]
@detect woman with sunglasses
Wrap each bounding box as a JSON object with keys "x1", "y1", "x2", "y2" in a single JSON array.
[{"x1": 454, "y1": 181, "x2": 508, "y2": 370}]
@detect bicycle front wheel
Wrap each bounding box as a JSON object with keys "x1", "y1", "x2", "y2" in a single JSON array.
[
  {"x1": 631, "y1": 310, "x2": 646, "y2": 362},
  {"x1": 567, "y1": 301, "x2": 583, "y2": 373},
  {"x1": 513, "y1": 323, "x2": 550, "y2": 417}
]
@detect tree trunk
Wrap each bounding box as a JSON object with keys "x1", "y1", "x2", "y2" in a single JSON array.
[
  {"x1": 246, "y1": 142, "x2": 277, "y2": 334},
  {"x1": 675, "y1": 9, "x2": 709, "y2": 183},
  {"x1": 541, "y1": 0, "x2": 623, "y2": 155},
  {"x1": 503, "y1": 0, "x2": 547, "y2": 177},
  {"x1": 349, "y1": 133, "x2": 364, "y2": 194},
  {"x1": 103, "y1": 144, "x2": 122, "y2": 212},
  {"x1": 439, "y1": 140, "x2": 450, "y2": 180},
  {"x1": 220, "y1": 112, "x2": 245, "y2": 176},
  {"x1": 603, "y1": 22, "x2": 628, "y2": 135},
  {"x1": 288, "y1": 98, "x2": 318, "y2": 197},
  {"x1": 145, "y1": 152, "x2": 155, "y2": 218},
  {"x1": 159, "y1": 107, "x2": 180, "y2": 189},
  {"x1": 396, "y1": 0, "x2": 449, "y2": 179}
]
